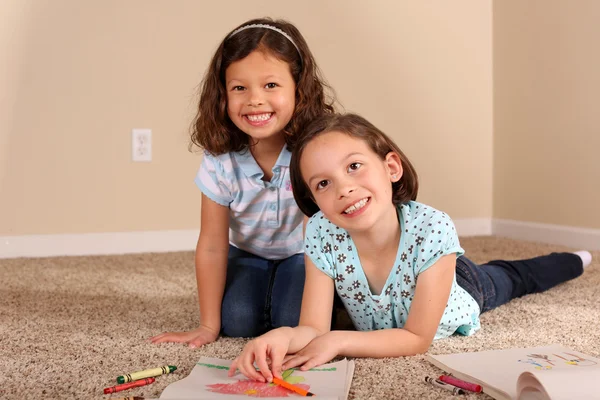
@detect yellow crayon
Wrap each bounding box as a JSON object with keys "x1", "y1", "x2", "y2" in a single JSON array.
[{"x1": 117, "y1": 365, "x2": 177, "y2": 383}]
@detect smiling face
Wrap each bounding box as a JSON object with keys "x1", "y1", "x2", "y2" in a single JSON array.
[
  {"x1": 300, "y1": 131, "x2": 402, "y2": 233},
  {"x1": 225, "y1": 50, "x2": 296, "y2": 145}
]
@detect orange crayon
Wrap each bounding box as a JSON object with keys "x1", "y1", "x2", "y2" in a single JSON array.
[
  {"x1": 103, "y1": 377, "x2": 155, "y2": 394},
  {"x1": 272, "y1": 377, "x2": 315, "y2": 397}
]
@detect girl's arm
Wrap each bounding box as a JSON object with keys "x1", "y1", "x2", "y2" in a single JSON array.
[
  {"x1": 151, "y1": 194, "x2": 229, "y2": 346},
  {"x1": 287, "y1": 254, "x2": 336, "y2": 350},
  {"x1": 282, "y1": 254, "x2": 456, "y2": 370},
  {"x1": 193, "y1": 194, "x2": 230, "y2": 338},
  {"x1": 285, "y1": 216, "x2": 335, "y2": 353}
]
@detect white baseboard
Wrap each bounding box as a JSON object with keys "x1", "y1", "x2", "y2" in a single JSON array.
[
  {"x1": 0, "y1": 220, "x2": 490, "y2": 259},
  {"x1": 0, "y1": 229, "x2": 199, "y2": 259},
  {"x1": 1, "y1": 218, "x2": 598, "y2": 259},
  {"x1": 493, "y1": 219, "x2": 600, "y2": 251},
  {"x1": 454, "y1": 218, "x2": 493, "y2": 237}
]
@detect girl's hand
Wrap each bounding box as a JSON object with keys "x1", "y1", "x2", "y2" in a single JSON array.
[
  {"x1": 149, "y1": 325, "x2": 219, "y2": 348},
  {"x1": 281, "y1": 331, "x2": 343, "y2": 371},
  {"x1": 229, "y1": 327, "x2": 294, "y2": 383}
]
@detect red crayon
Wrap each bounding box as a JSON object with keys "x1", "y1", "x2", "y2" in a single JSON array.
[
  {"x1": 104, "y1": 377, "x2": 155, "y2": 394},
  {"x1": 439, "y1": 375, "x2": 482, "y2": 393}
]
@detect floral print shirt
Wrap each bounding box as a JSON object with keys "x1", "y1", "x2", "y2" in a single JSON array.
[{"x1": 304, "y1": 201, "x2": 481, "y2": 339}]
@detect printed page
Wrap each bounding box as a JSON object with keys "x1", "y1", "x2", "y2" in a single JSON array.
[
  {"x1": 427, "y1": 344, "x2": 600, "y2": 400},
  {"x1": 160, "y1": 357, "x2": 351, "y2": 400}
]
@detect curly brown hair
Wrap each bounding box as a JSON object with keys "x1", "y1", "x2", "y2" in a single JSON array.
[
  {"x1": 290, "y1": 113, "x2": 419, "y2": 217},
  {"x1": 190, "y1": 18, "x2": 335, "y2": 155}
]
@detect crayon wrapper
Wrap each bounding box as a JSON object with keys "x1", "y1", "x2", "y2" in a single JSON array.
[
  {"x1": 439, "y1": 375, "x2": 482, "y2": 392},
  {"x1": 120, "y1": 366, "x2": 169, "y2": 383},
  {"x1": 103, "y1": 377, "x2": 155, "y2": 394}
]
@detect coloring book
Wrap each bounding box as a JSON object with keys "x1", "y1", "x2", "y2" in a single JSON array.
[
  {"x1": 160, "y1": 357, "x2": 355, "y2": 400},
  {"x1": 426, "y1": 344, "x2": 600, "y2": 400}
]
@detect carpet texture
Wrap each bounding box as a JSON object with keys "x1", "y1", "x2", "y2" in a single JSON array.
[{"x1": 1, "y1": 236, "x2": 599, "y2": 400}]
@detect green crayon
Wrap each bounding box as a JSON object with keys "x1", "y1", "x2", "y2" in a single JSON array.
[{"x1": 117, "y1": 365, "x2": 177, "y2": 384}]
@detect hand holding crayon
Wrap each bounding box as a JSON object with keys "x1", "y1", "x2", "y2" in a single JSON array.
[{"x1": 272, "y1": 376, "x2": 316, "y2": 397}]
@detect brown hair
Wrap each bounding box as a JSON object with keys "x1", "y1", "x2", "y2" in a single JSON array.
[
  {"x1": 290, "y1": 113, "x2": 419, "y2": 217},
  {"x1": 190, "y1": 18, "x2": 335, "y2": 155}
]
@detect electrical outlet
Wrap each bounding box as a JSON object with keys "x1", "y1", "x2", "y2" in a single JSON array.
[{"x1": 132, "y1": 128, "x2": 152, "y2": 162}]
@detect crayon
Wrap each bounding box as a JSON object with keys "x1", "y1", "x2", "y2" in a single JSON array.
[
  {"x1": 425, "y1": 376, "x2": 465, "y2": 395},
  {"x1": 104, "y1": 377, "x2": 155, "y2": 394},
  {"x1": 439, "y1": 374, "x2": 482, "y2": 393},
  {"x1": 272, "y1": 377, "x2": 315, "y2": 397},
  {"x1": 117, "y1": 365, "x2": 177, "y2": 383}
]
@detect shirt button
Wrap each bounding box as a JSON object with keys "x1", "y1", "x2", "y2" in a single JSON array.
[
  {"x1": 270, "y1": 187, "x2": 276, "y2": 191},
  {"x1": 270, "y1": 204, "x2": 276, "y2": 211}
]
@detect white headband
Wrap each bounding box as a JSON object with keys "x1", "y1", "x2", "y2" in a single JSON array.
[{"x1": 228, "y1": 23, "x2": 302, "y2": 57}]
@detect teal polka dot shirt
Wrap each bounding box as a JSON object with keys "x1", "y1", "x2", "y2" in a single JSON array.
[{"x1": 305, "y1": 201, "x2": 481, "y2": 339}]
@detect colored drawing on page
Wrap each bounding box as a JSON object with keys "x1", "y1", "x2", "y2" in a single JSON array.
[
  {"x1": 160, "y1": 357, "x2": 353, "y2": 400},
  {"x1": 527, "y1": 353, "x2": 555, "y2": 366},
  {"x1": 518, "y1": 358, "x2": 553, "y2": 370},
  {"x1": 518, "y1": 352, "x2": 598, "y2": 370},
  {"x1": 197, "y1": 362, "x2": 336, "y2": 372},
  {"x1": 207, "y1": 368, "x2": 310, "y2": 398},
  {"x1": 197, "y1": 363, "x2": 230, "y2": 370},
  {"x1": 553, "y1": 352, "x2": 598, "y2": 366}
]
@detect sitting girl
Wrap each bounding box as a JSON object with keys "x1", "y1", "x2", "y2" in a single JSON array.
[{"x1": 229, "y1": 113, "x2": 592, "y2": 382}]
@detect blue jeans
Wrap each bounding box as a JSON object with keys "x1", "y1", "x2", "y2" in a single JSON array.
[
  {"x1": 220, "y1": 245, "x2": 305, "y2": 338},
  {"x1": 455, "y1": 252, "x2": 583, "y2": 313}
]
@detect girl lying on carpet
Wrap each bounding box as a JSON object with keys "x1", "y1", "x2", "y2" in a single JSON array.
[{"x1": 229, "y1": 113, "x2": 592, "y2": 383}]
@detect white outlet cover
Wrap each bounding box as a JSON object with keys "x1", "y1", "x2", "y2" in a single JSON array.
[{"x1": 132, "y1": 128, "x2": 152, "y2": 162}]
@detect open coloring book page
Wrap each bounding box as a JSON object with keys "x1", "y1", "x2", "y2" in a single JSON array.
[
  {"x1": 160, "y1": 357, "x2": 354, "y2": 400},
  {"x1": 427, "y1": 344, "x2": 600, "y2": 400}
]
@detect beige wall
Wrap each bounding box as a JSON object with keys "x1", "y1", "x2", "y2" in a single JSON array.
[
  {"x1": 493, "y1": 0, "x2": 600, "y2": 228},
  {"x1": 1, "y1": 0, "x2": 32, "y2": 232},
  {"x1": 1, "y1": 1, "x2": 492, "y2": 236}
]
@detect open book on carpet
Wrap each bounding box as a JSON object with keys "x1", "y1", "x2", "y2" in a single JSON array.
[
  {"x1": 426, "y1": 344, "x2": 600, "y2": 400},
  {"x1": 160, "y1": 356, "x2": 354, "y2": 400}
]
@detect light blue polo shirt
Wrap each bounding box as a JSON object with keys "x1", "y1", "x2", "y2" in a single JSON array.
[
  {"x1": 305, "y1": 201, "x2": 481, "y2": 339},
  {"x1": 195, "y1": 147, "x2": 303, "y2": 260}
]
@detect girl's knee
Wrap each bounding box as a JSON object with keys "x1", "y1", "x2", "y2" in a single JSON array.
[
  {"x1": 221, "y1": 306, "x2": 265, "y2": 338},
  {"x1": 221, "y1": 297, "x2": 265, "y2": 338},
  {"x1": 221, "y1": 320, "x2": 265, "y2": 338},
  {"x1": 271, "y1": 307, "x2": 301, "y2": 329}
]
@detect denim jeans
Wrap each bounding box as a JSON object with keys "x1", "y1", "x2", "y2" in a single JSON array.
[
  {"x1": 455, "y1": 252, "x2": 583, "y2": 313},
  {"x1": 220, "y1": 245, "x2": 305, "y2": 338}
]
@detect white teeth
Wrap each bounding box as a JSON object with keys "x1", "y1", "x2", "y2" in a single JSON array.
[
  {"x1": 344, "y1": 198, "x2": 368, "y2": 214},
  {"x1": 246, "y1": 113, "x2": 272, "y2": 122}
]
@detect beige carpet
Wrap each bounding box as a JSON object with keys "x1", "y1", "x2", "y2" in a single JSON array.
[{"x1": 1, "y1": 236, "x2": 599, "y2": 400}]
